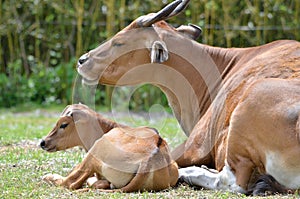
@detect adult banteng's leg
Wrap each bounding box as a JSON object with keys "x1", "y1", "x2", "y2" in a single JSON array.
[
  {"x1": 178, "y1": 163, "x2": 246, "y2": 193},
  {"x1": 172, "y1": 112, "x2": 215, "y2": 168}
]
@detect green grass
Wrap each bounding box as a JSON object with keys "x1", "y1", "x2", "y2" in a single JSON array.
[{"x1": 0, "y1": 106, "x2": 299, "y2": 198}]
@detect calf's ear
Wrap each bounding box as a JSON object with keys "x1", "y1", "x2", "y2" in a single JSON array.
[{"x1": 150, "y1": 41, "x2": 169, "y2": 63}]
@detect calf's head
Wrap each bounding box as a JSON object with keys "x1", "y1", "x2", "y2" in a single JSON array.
[
  {"x1": 40, "y1": 110, "x2": 77, "y2": 152},
  {"x1": 40, "y1": 104, "x2": 105, "y2": 152}
]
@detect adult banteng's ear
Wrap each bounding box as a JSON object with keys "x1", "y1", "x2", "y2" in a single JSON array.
[
  {"x1": 150, "y1": 41, "x2": 169, "y2": 63},
  {"x1": 176, "y1": 23, "x2": 202, "y2": 40}
]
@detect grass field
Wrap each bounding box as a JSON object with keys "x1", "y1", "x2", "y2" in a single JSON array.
[{"x1": 0, "y1": 105, "x2": 298, "y2": 199}]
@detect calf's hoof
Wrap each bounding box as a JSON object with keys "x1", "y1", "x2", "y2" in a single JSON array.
[{"x1": 42, "y1": 173, "x2": 64, "y2": 186}]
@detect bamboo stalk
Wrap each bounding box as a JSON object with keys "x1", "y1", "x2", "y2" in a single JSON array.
[
  {"x1": 59, "y1": 4, "x2": 69, "y2": 63},
  {"x1": 191, "y1": 1, "x2": 197, "y2": 24},
  {"x1": 203, "y1": 0, "x2": 209, "y2": 44},
  {"x1": 254, "y1": 0, "x2": 261, "y2": 45},
  {"x1": 0, "y1": 0, "x2": 2, "y2": 72},
  {"x1": 209, "y1": 1, "x2": 216, "y2": 46},
  {"x1": 75, "y1": 0, "x2": 85, "y2": 59},
  {"x1": 85, "y1": 0, "x2": 100, "y2": 49},
  {"x1": 222, "y1": 0, "x2": 232, "y2": 47},
  {"x1": 0, "y1": 0, "x2": 1, "y2": 27},
  {"x1": 0, "y1": 41, "x2": 1, "y2": 73},
  {"x1": 295, "y1": 0, "x2": 300, "y2": 40},
  {"x1": 19, "y1": 36, "x2": 30, "y2": 76},
  {"x1": 119, "y1": 0, "x2": 126, "y2": 29},
  {"x1": 11, "y1": 3, "x2": 29, "y2": 76},
  {"x1": 34, "y1": 2, "x2": 41, "y2": 62},
  {"x1": 105, "y1": 0, "x2": 115, "y2": 109},
  {"x1": 133, "y1": 1, "x2": 140, "y2": 21},
  {"x1": 6, "y1": 7, "x2": 14, "y2": 65},
  {"x1": 263, "y1": 0, "x2": 268, "y2": 43},
  {"x1": 106, "y1": 0, "x2": 115, "y2": 38}
]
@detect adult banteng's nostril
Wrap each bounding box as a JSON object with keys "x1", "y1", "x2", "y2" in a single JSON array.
[
  {"x1": 40, "y1": 140, "x2": 46, "y2": 149},
  {"x1": 78, "y1": 53, "x2": 89, "y2": 65}
]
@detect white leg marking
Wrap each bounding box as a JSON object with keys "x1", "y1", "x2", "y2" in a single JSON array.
[
  {"x1": 179, "y1": 163, "x2": 245, "y2": 193},
  {"x1": 86, "y1": 176, "x2": 98, "y2": 187},
  {"x1": 179, "y1": 166, "x2": 218, "y2": 190}
]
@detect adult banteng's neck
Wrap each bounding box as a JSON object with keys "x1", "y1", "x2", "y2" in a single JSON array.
[{"x1": 155, "y1": 38, "x2": 247, "y2": 135}]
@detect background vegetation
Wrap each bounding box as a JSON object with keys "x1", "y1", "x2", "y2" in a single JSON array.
[{"x1": 0, "y1": 0, "x2": 299, "y2": 108}]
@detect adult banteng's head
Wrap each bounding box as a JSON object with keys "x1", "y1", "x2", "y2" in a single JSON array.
[{"x1": 77, "y1": 0, "x2": 201, "y2": 86}]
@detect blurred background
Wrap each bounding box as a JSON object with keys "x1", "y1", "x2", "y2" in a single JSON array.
[{"x1": 0, "y1": 0, "x2": 299, "y2": 110}]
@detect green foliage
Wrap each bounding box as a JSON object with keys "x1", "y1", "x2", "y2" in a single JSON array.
[{"x1": 0, "y1": 59, "x2": 76, "y2": 107}]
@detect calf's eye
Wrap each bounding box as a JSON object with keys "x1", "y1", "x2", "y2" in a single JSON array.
[{"x1": 60, "y1": 123, "x2": 68, "y2": 129}]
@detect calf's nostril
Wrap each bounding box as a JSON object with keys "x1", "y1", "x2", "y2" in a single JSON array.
[
  {"x1": 40, "y1": 140, "x2": 46, "y2": 149},
  {"x1": 78, "y1": 53, "x2": 89, "y2": 65}
]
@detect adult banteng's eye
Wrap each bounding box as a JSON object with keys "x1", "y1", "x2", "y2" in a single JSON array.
[
  {"x1": 60, "y1": 123, "x2": 68, "y2": 129},
  {"x1": 112, "y1": 42, "x2": 124, "y2": 47}
]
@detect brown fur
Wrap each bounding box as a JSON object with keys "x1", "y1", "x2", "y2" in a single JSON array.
[
  {"x1": 42, "y1": 104, "x2": 178, "y2": 192},
  {"x1": 43, "y1": 127, "x2": 179, "y2": 192},
  {"x1": 76, "y1": 2, "x2": 300, "y2": 193}
]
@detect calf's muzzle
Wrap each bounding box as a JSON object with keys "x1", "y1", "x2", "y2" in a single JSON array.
[{"x1": 40, "y1": 139, "x2": 46, "y2": 149}]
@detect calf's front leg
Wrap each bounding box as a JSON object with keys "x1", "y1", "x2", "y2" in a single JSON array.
[
  {"x1": 42, "y1": 173, "x2": 65, "y2": 186},
  {"x1": 43, "y1": 153, "x2": 98, "y2": 189}
]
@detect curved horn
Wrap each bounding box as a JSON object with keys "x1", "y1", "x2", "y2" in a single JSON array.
[
  {"x1": 137, "y1": 0, "x2": 190, "y2": 27},
  {"x1": 168, "y1": 0, "x2": 190, "y2": 18}
]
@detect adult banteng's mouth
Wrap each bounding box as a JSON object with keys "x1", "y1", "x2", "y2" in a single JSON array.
[
  {"x1": 77, "y1": 68, "x2": 99, "y2": 86},
  {"x1": 81, "y1": 77, "x2": 99, "y2": 85}
]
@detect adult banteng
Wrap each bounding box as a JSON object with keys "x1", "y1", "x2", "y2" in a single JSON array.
[{"x1": 76, "y1": 0, "x2": 300, "y2": 194}]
